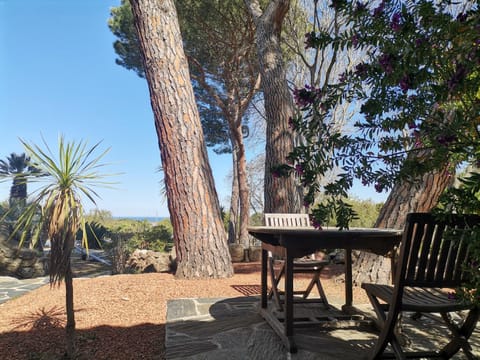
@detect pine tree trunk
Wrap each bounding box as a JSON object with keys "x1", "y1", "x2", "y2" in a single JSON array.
[
  {"x1": 228, "y1": 149, "x2": 239, "y2": 244},
  {"x1": 246, "y1": 0, "x2": 300, "y2": 213},
  {"x1": 65, "y1": 260, "x2": 76, "y2": 358},
  {"x1": 130, "y1": 0, "x2": 233, "y2": 278},
  {"x1": 353, "y1": 167, "x2": 453, "y2": 285},
  {"x1": 231, "y1": 122, "x2": 250, "y2": 250}
]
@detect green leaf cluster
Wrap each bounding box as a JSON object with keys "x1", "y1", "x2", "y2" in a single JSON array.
[{"x1": 287, "y1": 0, "x2": 480, "y2": 300}]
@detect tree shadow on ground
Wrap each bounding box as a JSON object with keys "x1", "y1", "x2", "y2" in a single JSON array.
[
  {"x1": 0, "y1": 307, "x2": 165, "y2": 360},
  {"x1": 233, "y1": 262, "x2": 345, "y2": 279}
]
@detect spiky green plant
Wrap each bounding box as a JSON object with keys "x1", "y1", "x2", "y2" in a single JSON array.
[{"x1": 11, "y1": 135, "x2": 113, "y2": 359}]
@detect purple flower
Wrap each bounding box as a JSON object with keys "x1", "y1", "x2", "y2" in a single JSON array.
[
  {"x1": 293, "y1": 85, "x2": 321, "y2": 107},
  {"x1": 354, "y1": 2, "x2": 366, "y2": 15},
  {"x1": 415, "y1": 37, "x2": 427, "y2": 47},
  {"x1": 457, "y1": 13, "x2": 468, "y2": 22},
  {"x1": 378, "y1": 53, "x2": 394, "y2": 74},
  {"x1": 447, "y1": 292, "x2": 457, "y2": 301},
  {"x1": 413, "y1": 131, "x2": 423, "y2": 148},
  {"x1": 436, "y1": 134, "x2": 457, "y2": 146},
  {"x1": 391, "y1": 12, "x2": 402, "y2": 32},
  {"x1": 295, "y1": 164, "x2": 304, "y2": 176},
  {"x1": 374, "y1": 182, "x2": 383, "y2": 192},
  {"x1": 373, "y1": 1, "x2": 385, "y2": 17},
  {"x1": 288, "y1": 117, "x2": 296, "y2": 130},
  {"x1": 311, "y1": 218, "x2": 322, "y2": 230},
  {"x1": 399, "y1": 74, "x2": 410, "y2": 92},
  {"x1": 338, "y1": 72, "x2": 347, "y2": 82},
  {"x1": 303, "y1": 200, "x2": 310, "y2": 209},
  {"x1": 355, "y1": 63, "x2": 369, "y2": 76},
  {"x1": 408, "y1": 122, "x2": 417, "y2": 129},
  {"x1": 352, "y1": 34, "x2": 359, "y2": 47}
]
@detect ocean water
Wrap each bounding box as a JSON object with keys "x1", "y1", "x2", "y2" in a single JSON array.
[{"x1": 113, "y1": 216, "x2": 168, "y2": 223}]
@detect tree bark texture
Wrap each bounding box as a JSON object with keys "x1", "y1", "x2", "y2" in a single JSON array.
[
  {"x1": 228, "y1": 146, "x2": 239, "y2": 244},
  {"x1": 230, "y1": 120, "x2": 251, "y2": 249},
  {"x1": 65, "y1": 260, "x2": 76, "y2": 358},
  {"x1": 353, "y1": 167, "x2": 453, "y2": 285},
  {"x1": 130, "y1": 0, "x2": 233, "y2": 278},
  {"x1": 245, "y1": 0, "x2": 301, "y2": 213}
]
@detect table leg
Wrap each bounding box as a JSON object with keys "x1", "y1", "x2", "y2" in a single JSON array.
[
  {"x1": 261, "y1": 248, "x2": 268, "y2": 309},
  {"x1": 344, "y1": 248, "x2": 353, "y2": 308},
  {"x1": 284, "y1": 251, "x2": 294, "y2": 338}
]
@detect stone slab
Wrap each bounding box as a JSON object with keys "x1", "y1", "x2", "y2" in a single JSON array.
[{"x1": 166, "y1": 297, "x2": 480, "y2": 360}]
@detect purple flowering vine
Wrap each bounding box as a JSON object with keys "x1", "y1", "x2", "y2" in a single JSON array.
[
  {"x1": 288, "y1": 117, "x2": 296, "y2": 131},
  {"x1": 391, "y1": 12, "x2": 402, "y2": 32},
  {"x1": 373, "y1": 1, "x2": 385, "y2": 17},
  {"x1": 295, "y1": 164, "x2": 304, "y2": 176},
  {"x1": 378, "y1": 53, "x2": 394, "y2": 74},
  {"x1": 293, "y1": 85, "x2": 321, "y2": 107},
  {"x1": 354, "y1": 1, "x2": 366, "y2": 15},
  {"x1": 415, "y1": 37, "x2": 427, "y2": 47},
  {"x1": 399, "y1": 74, "x2": 410, "y2": 92},
  {"x1": 436, "y1": 134, "x2": 457, "y2": 146},
  {"x1": 352, "y1": 33, "x2": 359, "y2": 47},
  {"x1": 355, "y1": 63, "x2": 369, "y2": 76}
]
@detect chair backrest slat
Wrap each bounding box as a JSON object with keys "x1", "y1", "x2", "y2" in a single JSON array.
[
  {"x1": 398, "y1": 213, "x2": 480, "y2": 288},
  {"x1": 264, "y1": 213, "x2": 310, "y2": 228}
]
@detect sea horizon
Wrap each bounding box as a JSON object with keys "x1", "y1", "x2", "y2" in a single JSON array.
[{"x1": 113, "y1": 216, "x2": 168, "y2": 223}]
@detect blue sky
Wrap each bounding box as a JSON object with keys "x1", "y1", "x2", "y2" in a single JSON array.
[
  {"x1": 0, "y1": 0, "x2": 238, "y2": 217},
  {"x1": 0, "y1": 1, "x2": 385, "y2": 218}
]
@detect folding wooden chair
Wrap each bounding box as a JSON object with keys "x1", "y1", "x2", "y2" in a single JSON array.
[
  {"x1": 264, "y1": 213, "x2": 330, "y2": 310},
  {"x1": 362, "y1": 212, "x2": 480, "y2": 359}
]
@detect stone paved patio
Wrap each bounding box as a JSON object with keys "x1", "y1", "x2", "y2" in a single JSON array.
[{"x1": 166, "y1": 296, "x2": 480, "y2": 360}]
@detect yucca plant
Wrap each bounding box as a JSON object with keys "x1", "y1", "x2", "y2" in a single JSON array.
[{"x1": 11, "y1": 136, "x2": 113, "y2": 359}]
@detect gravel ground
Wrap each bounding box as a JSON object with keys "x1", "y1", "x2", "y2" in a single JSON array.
[{"x1": 0, "y1": 263, "x2": 364, "y2": 360}]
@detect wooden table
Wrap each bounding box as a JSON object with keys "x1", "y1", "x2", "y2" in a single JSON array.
[{"x1": 248, "y1": 226, "x2": 403, "y2": 353}]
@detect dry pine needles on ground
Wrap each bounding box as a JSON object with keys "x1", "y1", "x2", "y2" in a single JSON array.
[{"x1": 0, "y1": 263, "x2": 363, "y2": 360}]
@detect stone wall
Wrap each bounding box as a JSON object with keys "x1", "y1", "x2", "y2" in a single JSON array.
[{"x1": 0, "y1": 226, "x2": 46, "y2": 279}]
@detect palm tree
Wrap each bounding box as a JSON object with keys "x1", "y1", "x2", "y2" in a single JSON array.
[
  {"x1": 0, "y1": 152, "x2": 39, "y2": 207},
  {"x1": 11, "y1": 136, "x2": 113, "y2": 358}
]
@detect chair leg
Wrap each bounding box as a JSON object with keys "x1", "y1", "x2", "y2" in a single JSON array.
[
  {"x1": 268, "y1": 256, "x2": 284, "y2": 311},
  {"x1": 366, "y1": 293, "x2": 406, "y2": 360},
  {"x1": 302, "y1": 272, "x2": 318, "y2": 298},
  {"x1": 302, "y1": 271, "x2": 330, "y2": 309},
  {"x1": 440, "y1": 307, "x2": 480, "y2": 359}
]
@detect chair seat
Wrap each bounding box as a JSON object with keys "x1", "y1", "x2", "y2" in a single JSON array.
[
  {"x1": 274, "y1": 258, "x2": 329, "y2": 270},
  {"x1": 293, "y1": 259, "x2": 329, "y2": 269},
  {"x1": 361, "y1": 283, "x2": 474, "y2": 313}
]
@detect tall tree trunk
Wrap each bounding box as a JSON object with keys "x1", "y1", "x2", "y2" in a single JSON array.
[
  {"x1": 245, "y1": 0, "x2": 300, "y2": 213},
  {"x1": 353, "y1": 167, "x2": 453, "y2": 285},
  {"x1": 130, "y1": 0, "x2": 233, "y2": 278},
  {"x1": 65, "y1": 260, "x2": 76, "y2": 358},
  {"x1": 232, "y1": 121, "x2": 250, "y2": 250},
  {"x1": 10, "y1": 176, "x2": 27, "y2": 207},
  {"x1": 228, "y1": 146, "x2": 239, "y2": 244}
]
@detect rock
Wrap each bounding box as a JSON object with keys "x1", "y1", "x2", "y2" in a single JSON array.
[
  {"x1": 248, "y1": 246, "x2": 262, "y2": 262},
  {"x1": 0, "y1": 240, "x2": 46, "y2": 279},
  {"x1": 126, "y1": 249, "x2": 174, "y2": 273},
  {"x1": 229, "y1": 244, "x2": 245, "y2": 262}
]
